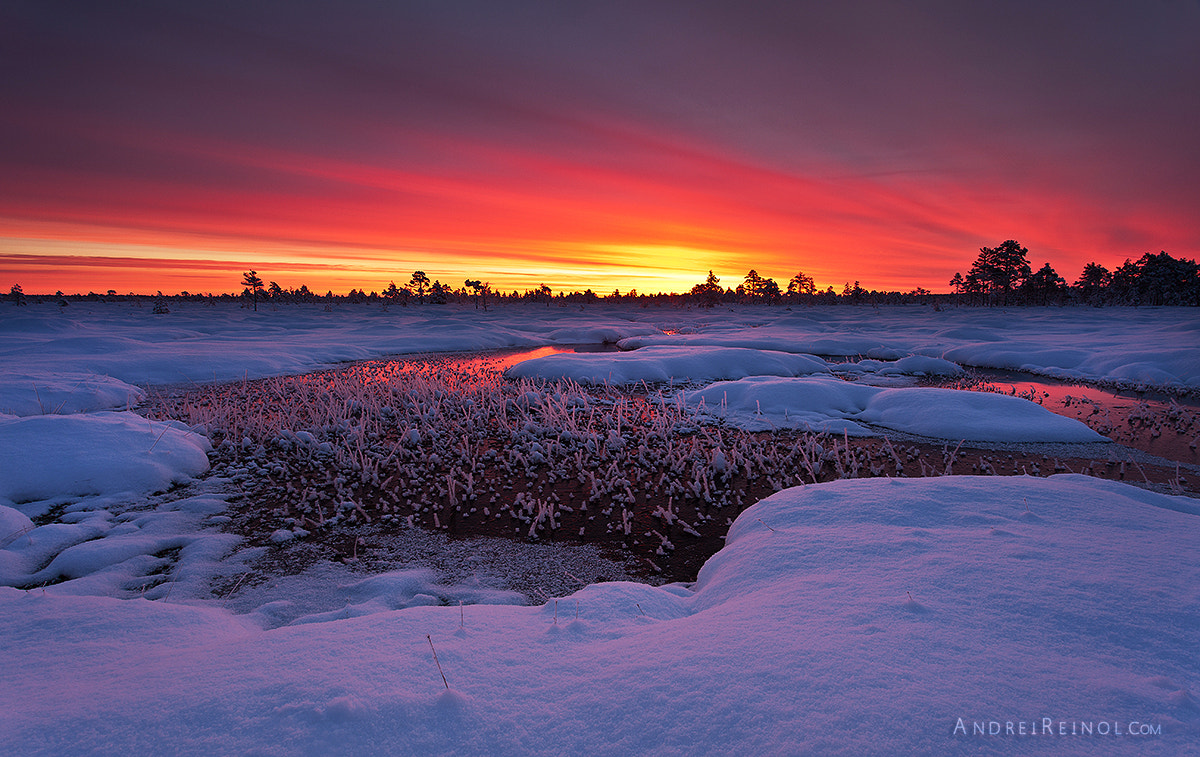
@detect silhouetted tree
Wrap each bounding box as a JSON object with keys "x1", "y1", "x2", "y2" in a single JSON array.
[
  {"x1": 959, "y1": 240, "x2": 1031, "y2": 305},
  {"x1": 787, "y1": 271, "x2": 816, "y2": 301},
  {"x1": 759, "y1": 277, "x2": 781, "y2": 301},
  {"x1": 383, "y1": 280, "x2": 409, "y2": 306},
  {"x1": 242, "y1": 270, "x2": 264, "y2": 311},
  {"x1": 464, "y1": 279, "x2": 491, "y2": 310},
  {"x1": 409, "y1": 271, "x2": 430, "y2": 303},
  {"x1": 842, "y1": 281, "x2": 866, "y2": 304},
  {"x1": 1021, "y1": 263, "x2": 1067, "y2": 305},
  {"x1": 1109, "y1": 252, "x2": 1200, "y2": 306},
  {"x1": 738, "y1": 270, "x2": 780, "y2": 302},
  {"x1": 739, "y1": 270, "x2": 762, "y2": 299},
  {"x1": 1073, "y1": 262, "x2": 1111, "y2": 306},
  {"x1": 10, "y1": 284, "x2": 26, "y2": 306},
  {"x1": 690, "y1": 270, "x2": 723, "y2": 307},
  {"x1": 429, "y1": 280, "x2": 448, "y2": 304}
]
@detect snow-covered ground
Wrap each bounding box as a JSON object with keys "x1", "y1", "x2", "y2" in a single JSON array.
[
  {"x1": 1, "y1": 301, "x2": 1197, "y2": 755},
  {"x1": 2, "y1": 301, "x2": 1197, "y2": 390}
]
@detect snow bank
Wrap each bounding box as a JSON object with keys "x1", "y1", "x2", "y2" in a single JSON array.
[
  {"x1": 688, "y1": 376, "x2": 1107, "y2": 442},
  {"x1": 505, "y1": 346, "x2": 830, "y2": 384},
  {"x1": 0, "y1": 371, "x2": 145, "y2": 416},
  {"x1": 0, "y1": 411, "x2": 211, "y2": 502},
  {"x1": 876, "y1": 354, "x2": 964, "y2": 376},
  {"x1": 857, "y1": 386, "x2": 1107, "y2": 442},
  {"x1": 0, "y1": 475, "x2": 1195, "y2": 754}
]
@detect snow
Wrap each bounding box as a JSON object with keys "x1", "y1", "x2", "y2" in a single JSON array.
[
  {"x1": 505, "y1": 345, "x2": 831, "y2": 384},
  {"x1": 2, "y1": 302, "x2": 1195, "y2": 389},
  {"x1": 0, "y1": 301, "x2": 1197, "y2": 754},
  {"x1": 0, "y1": 302, "x2": 660, "y2": 386},
  {"x1": 2, "y1": 476, "x2": 1196, "y2": 754},
  {"x1": 0, "y1": 411, "x2": 211, "y2": 502},
  {"x1": 685, "y1": 376, "x2": 1106, "y2": 442},
  {"x1": 619, "y1": 305, "x2": 1200, "y2": 390},
  {"x1": 0, "y1": 370, "x2": 144, "y2": 417}
]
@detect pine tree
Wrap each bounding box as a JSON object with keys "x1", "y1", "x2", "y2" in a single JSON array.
[
  {"x1": 690, "y1": 270, "x2": 723, "y2": 307},
  {"x1": 1021, "y1": 263, "x2": 1067, "y2": 306},
  {"x1": 409, "y1": 271, "x2": 430, "y2": 303},
  {"x1": 787, "y1": 271, "x2": 815, "y2": 299},
  {"x1": 963, "y1": 240, "x2": 1030, "y2": 305},
  {"x1": 242, "y1": 270, "x2": 264, "y2": 311}
]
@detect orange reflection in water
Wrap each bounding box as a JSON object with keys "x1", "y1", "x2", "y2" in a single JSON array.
[
  {"x1": 344, "y1": 346, "x2": 582, "y2": 387},
  {"x1": 947, "y1": 370, "x2": 1200, "y2": 466}
]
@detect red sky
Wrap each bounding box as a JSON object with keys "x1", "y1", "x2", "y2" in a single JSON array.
[{"x1": 2, "y1": 1, "x2": 1198, "y2": 295}]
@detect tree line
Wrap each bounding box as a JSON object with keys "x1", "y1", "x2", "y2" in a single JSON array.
[
  {"x1": 9, "y1": 243, "x2": 1197, "y2": 308},
  {"x1": 949, "y1": 241, "x2": 1199, "y2": 307},
  {"x1": 235, "y1": 270, "x2": 554, "y2": 310}
]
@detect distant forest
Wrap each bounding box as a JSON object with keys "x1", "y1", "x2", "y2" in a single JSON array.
[
  {"x1": 8, "y1": 242, "x2": 1198, "y2": 308},
  {"x1": 946, "y1": 242, "x2": 1199, "y2": 307}
]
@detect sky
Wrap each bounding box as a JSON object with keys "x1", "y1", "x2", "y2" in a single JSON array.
[{"x1": 2, "y1": 0, "x2": 1198, "y2": 296}]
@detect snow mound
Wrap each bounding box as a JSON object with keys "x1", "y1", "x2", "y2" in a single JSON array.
[
  {"x1": 688, "y1": 376, "x2": 1107, "y2": 442},
  {"x1": 0, "y1": 411, "x2": 211, "y2": 502},
  {"x1": 876, "y1": 355, "x2": 964, "y2": 376},
  {"x1": 857, "y1": 387, "x2": 1107, "y2": 442},
  {"x1": 0, "y1": 506, "x2": 34, "y2": 544},
  {"x1": 0, "y1": 371, "x2": 146, "y2": 416},
  {"x1": 505, "y1": 346, "x2": 830, "y2": 384},
  {"x1": 0, "y1": 491, "x2": 240, "y2": 598},
  {"x1": 690, "y1": 375, "x2": 879, "y2": 434}
]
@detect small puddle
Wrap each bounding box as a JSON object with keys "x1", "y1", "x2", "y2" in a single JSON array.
[
  {"x1": 387, "y1": 344, "x2": 622, "y2": 373},
  {"x1": 935, "y1": 369, "x2": 1199, "y2": 466}
]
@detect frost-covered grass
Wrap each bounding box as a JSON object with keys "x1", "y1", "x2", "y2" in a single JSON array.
[
  {"x1": 146, "y1": 355, "x2": 899, "y2": 582},
  {"x1": 143, "y1": 349, "x2": 1193, "y2": 587}
]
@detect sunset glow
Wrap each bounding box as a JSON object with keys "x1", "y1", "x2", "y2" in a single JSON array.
[{"x1": 2, "y1": 2, "x2": 1198, "y2": 295}]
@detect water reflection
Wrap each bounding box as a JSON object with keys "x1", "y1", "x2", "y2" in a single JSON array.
[
  {"x1": 940, "y1": 369, "x2": 1199, "y2": 465},
  {"x1": 342, "y1": 344, "x2": 623, "y2": 384}
]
